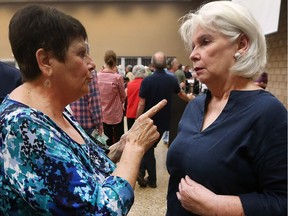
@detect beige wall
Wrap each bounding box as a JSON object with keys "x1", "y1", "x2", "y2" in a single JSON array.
[
  {"x1": 0, "y1": 1, "x2": 287, "y2": 107},
  {"x1": 0, "y1": 2, "x2": 202, "y2": 67}
]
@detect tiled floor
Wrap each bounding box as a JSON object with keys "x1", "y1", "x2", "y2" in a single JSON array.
[{"x1": 128, "y1": 141, "x2": 169, "y2": 216}]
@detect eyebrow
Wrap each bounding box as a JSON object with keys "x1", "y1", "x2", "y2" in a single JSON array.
[
  {"x1": 192, "y1": 33, "x2": 212, "y2": 45},
  {"x1": 198, "y1": 33, "x2": 213, "y2": 41}
]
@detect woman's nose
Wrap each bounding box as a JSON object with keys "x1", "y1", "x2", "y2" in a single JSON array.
[
  {"x1": 86, "y1": 55, "x2": 96, "y2": 70},
  {"x1": 189, "y1": 48, "x2": 200, "y2": 63}
]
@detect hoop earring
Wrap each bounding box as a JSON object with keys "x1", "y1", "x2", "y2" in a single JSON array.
[
  {"x1": 44, "y1": 79, "x2": 51, "y2": 88},
  {"x1": 234, "y1": 52, "x2": 242, "y2": 61}
]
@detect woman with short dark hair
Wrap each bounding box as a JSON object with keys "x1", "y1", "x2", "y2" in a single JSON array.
[{"x1": 0, "y1": 4, "x2": 166, "y2": 215}]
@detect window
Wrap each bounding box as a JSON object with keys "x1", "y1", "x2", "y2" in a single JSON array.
[
  {"x1": 117, "y1": 56, "x2": 151, "y2": 67},
  {"x1": 124, "y1": 58, "x2": 137, "y2": 67},
  {"x1": 117, "y1": 55, "x2": 175, "y2": 69},
  {"x1": 141, "y1": 57, "x2": 152, "y2": 66}
]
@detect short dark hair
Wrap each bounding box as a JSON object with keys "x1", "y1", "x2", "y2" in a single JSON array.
[{"x1": 9, "y1": 4, "x2": 87, "y2": 81}]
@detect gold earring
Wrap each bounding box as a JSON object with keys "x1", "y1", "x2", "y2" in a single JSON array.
[
  {"x1": 44, "y1": 79, "x2": 51, "y2": 88},
  {"x1": 234, "y1": 52, "x2": 242, "y2": 61}
]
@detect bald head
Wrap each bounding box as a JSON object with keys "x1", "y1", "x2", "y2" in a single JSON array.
[{"x1": 152, "y1": 51, "x2": 166, "y2": 70}]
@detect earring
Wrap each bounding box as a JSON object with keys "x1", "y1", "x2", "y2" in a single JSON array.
[
  {"x1": 44, "y1": 79, "x2": 51, "y2": 88},
  {"x1": 234, "y1": 52, "x2": 242, "y2": 61}
]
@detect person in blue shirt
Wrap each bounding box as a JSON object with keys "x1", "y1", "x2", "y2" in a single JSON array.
[
  {"x1": 0, "y1": 61, "x2": 22, "y2": 103},
  {"x1": 136, "y1": 51, "x2": 193, "y2": 188},
  {"x1": 166, "y1": 1, "x2": 287, "y2": 216},
  {"x1": 0, "y1": 4, "x2": 167, "y2": 215}
]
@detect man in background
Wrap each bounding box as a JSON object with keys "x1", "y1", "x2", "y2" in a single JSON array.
[
  {"x1": 136, "y1": 51, "x2": 193, "y2": 188},
  {"x1": 70, "y1": 70, "x2": 103, "y2": 138}
]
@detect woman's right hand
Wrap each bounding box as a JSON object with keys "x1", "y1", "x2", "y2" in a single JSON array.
[
  {"x1": 112, "y1": 99, "x2": 167, "y2": 188},
  {"x1": 125, "y1": 99, "x2": 167, "y2": 153}
]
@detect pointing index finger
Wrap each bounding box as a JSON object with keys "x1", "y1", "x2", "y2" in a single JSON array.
[{"x1": 141, "y1": 99, "x2": 167, "y2": 119}]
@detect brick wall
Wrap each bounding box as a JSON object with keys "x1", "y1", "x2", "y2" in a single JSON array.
[{"x1": 265, "y1": 0, "x2": 287, "y2": 108}]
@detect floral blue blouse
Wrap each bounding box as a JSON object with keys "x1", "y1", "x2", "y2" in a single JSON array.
[{"x1": 0, "y1": 96, "x2": 134, "y2": 215}]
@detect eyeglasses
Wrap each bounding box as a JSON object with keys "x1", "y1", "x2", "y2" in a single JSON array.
[
  {"x1": 91, "y1": 70, "x2": 97, "y2": 76},
  {"x1": 85, "y1": 41, "x2": 90, "y2": 55}
]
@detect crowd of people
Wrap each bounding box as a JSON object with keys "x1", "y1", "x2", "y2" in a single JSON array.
[{"x1": 0, "y1": 1, "x2": 286, "y2": 216}]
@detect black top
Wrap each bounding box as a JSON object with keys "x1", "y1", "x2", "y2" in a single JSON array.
[
  {"x1": 166, "y1": 90, "x2": 287, "y2": 216},
  {"x1": 139, "y1": 69, "x2": 180, "y2": 131}
]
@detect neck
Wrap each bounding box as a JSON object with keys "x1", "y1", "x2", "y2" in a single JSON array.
[
  {"x1": 207, "y1": 76, "x2": 261, "y2": 99},
  {"x1": 18, "y1": 82, "x2": 66, "y2": 119}
]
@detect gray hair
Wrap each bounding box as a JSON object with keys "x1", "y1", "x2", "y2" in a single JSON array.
[
  {"x1": 126, "y1": 65, "x2": 133, "y2": 72},
  {"x1": 179, "y1": 1, "x2": 266, "y2": 79},
  {"x1": 132, "y1": 65, "x2": 147, "y2": 78}
]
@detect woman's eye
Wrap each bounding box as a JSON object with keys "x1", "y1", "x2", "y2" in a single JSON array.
[
  {"x1": 201, "y1": 38, "x2": 210, "y2": 45},
  {"x1": 80, "y1": 51, "x2": 87, "y2": 59}
]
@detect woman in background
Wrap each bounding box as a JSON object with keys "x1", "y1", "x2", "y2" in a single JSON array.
[
  {"x1": 126, "y1": 65, "x2": 147, "y2": 129},
  {"x1": 98, "y1": 50, "x2": 126, "y2": 146}
]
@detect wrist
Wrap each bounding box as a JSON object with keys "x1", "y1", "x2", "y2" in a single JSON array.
[{"x1": 124, "y1": 140, "x2": 146, "y2": 156}]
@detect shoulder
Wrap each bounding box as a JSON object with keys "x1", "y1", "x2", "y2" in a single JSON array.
[
  {"x1": 0, "y1": 61, "x2": 19, "y2": 72},
  {"x1": 0, "y1": 100, "x2": 46, "y2": 138},
  {"x1": 256, "y1": 91, "x2": 286, "y2": 118},
  {"x1": 246, "y1": 91, "x2": 285, "y2": 112},
  {"x1": 229, "y1": 90, "x2": 287, "y2": 127},
  {"x1": 142, "y1": 74, "x2": 153, "y2": 82},
  {"x1": 0, "y1": 62, "x2": 21, "y2": 78}
]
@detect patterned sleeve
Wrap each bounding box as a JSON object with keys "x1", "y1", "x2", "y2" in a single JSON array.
[
  {"x1": 1, "y1": 108, "x2": 134, "y2": 215},
  {"x1": 88, "y1": 74, "x2": 103, "y2": 132}
]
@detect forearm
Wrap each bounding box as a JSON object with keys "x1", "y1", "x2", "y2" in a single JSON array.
[
  {"x1": 136, "y1": 98, "x2": 145, "y2": 118},
  {"x1": 111, "y1": 142, "x2": 145, "y2": 189},
  {"x1": 136, "y1": 104, "x2": 144, "y2": 118},
  {"x1": 178, "y1": 91, "x2": 193, "y2": 102},
  {"x1": 112, "y1": 99, "x2": 167, "y2": 189}
]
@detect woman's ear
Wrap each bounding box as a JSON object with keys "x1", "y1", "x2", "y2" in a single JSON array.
[
  {"x1": 36, "y1": 48, "x2": 53, "y2": 77},
  {"x1": 236, "y1": 34, "x2": 249, "y2": 54}
]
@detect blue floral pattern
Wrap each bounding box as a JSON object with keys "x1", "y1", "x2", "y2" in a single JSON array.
[{"x1": 0, "y1": 97, "x2": 134, "y2": 215}]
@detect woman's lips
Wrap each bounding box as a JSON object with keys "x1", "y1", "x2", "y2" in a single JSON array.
[{"x1": 194, "y1": 67, "x2": 205, "y2": 75}]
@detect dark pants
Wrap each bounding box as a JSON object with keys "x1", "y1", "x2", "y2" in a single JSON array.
[
  {"x1": 139, "y1": 129, "x2": 164, "y2": 184},
  {"x1": 127, "y1": 118, "x2": 136, "y2": 130},
  {"x1": 103, "y1": 118, "x2": 124, "y2": 146}
]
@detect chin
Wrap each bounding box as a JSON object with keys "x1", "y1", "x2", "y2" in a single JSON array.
[
  {"x1": 83, "y1": 88, "x2": 89, "y2": 95},
  {"x1": 84, "y1": 84, "x2": 90, "y2": 92},
  {"x1": 198, "y1": 77, "x2": 206, "y2": 84}
]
